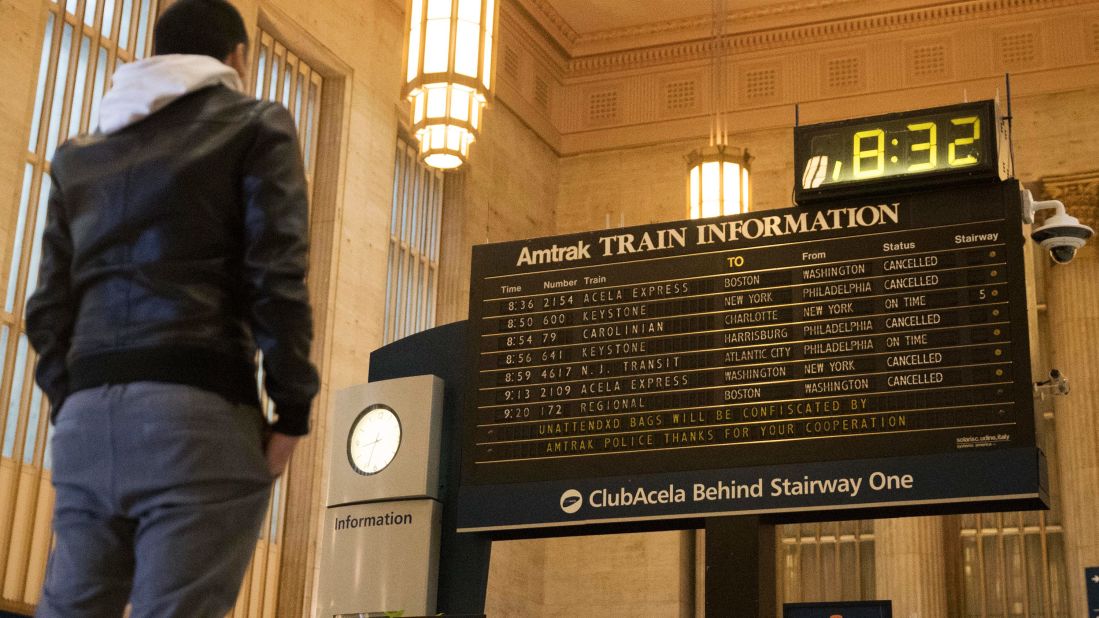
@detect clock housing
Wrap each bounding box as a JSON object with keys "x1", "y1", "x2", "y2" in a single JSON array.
[
  {"x1": 794, "y1": 100, "x2": 1011, "y2": 204},
  {"x1": 327, "y1": 375, "x2": 444, "y2": 505}
]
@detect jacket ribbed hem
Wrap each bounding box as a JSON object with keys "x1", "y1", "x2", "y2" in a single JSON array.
[
  {"x1": 68, "y1": 345, "x2": 260, "y2": 410},
  {"x1": 270, "y1": 402, "x2": 310, "y2": 436}
]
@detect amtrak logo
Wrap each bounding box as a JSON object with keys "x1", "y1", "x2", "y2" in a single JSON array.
[{"x1": 559, "y1": 489, "x2": 583, "y2": 514}]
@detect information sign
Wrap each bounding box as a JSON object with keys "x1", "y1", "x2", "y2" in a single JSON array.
[{"x1": 458, "y1": 179, "x2": 1046, "y2": 532}]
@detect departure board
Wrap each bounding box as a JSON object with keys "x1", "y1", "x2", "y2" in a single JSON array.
[{"x1": 457, "y1": 179, "x2": 1046, "y2": 532}]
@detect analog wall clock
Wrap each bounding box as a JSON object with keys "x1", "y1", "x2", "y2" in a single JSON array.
[{"x1": 347, "y1": 404, "x2": 402, "y2": 475}]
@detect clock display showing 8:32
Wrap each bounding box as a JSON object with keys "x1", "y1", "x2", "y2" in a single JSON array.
[{"x1": 795, "y1": 100, "x2": 1001, "y2": 200}]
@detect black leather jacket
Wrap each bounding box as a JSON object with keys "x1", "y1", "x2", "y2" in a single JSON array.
[{"x1": 26, "y1": 85, "x2": 318, "y2": 435}]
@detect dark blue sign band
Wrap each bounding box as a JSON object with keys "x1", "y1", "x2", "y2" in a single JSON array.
[
  {"x1": 784, "y1": 600, "x2": 892, "y2": 618},
  {"x1": 457, "y1": 447, "x2": 1044, "y2": 531},
  {"x1": 1087, "y1": 566, "x2": 1099, "y2": 618}
]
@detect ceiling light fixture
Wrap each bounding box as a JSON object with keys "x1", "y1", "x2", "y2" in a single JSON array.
[
  {"x1": 401, "y1": 0, "x2": 499, "y2": 170},
  {"x1": 686, "y1": 0, "x2": 751, "y2": 219}
]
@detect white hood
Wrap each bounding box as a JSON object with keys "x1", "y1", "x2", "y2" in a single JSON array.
[{"x1": 98, "y1": 54, "x2": 243, "y2": 134}]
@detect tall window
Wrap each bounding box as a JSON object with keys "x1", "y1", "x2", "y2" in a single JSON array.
[
  {"x1": 227, "y1": 26, "x2": 326, "y2": 618},
  {"x1": 959, "y1": 509, "x2": 1068, "y2": 617},
  {"x1": 249, "y1": 23, "x2": 324, "y2": 548},
  {"x1": 779, "y1": 520, "x2": 876, "y2": 604},
  {"x1": 957, "y1": 409, "x2": 1069, "y2": 617},
  {"x1": 253, "y1": 31, "x2": 323, "y2": 192},
  {"x1": 0, "y1": 0, "x2": 157, "y2": 608},
  {"x1": 384, "y1": 141, "x2": 443, "y2": 344}
]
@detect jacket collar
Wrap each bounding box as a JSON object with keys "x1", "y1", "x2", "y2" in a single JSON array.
[{"x1": 98, "y1": 54, "x2": 243, "y2": 134}]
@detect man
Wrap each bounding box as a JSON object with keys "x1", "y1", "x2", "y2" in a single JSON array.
[{"x1": 26, "y1": 0, "x2": 318, "y2": 615}]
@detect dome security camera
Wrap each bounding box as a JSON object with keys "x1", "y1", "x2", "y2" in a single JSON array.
[
  {"x1": 1034, "y1": 368, "x2": 1069, "y2": 398},
  {"x1": 1021, "y1": 190, "x2": 1094, "y2": 265},
  {"x1": 1031, "y1": 210, "x2": 1093, "y2": 264}
]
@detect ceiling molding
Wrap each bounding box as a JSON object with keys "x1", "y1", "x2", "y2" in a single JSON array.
[
  {"x1": 492, "y1": 0, "x2": 1099, "y2": 159},
  {"x1": 512, "y1": 0, "x2": 579, "y2": 47},
  {"x1": 1040, "y1": 171, "x2": 1099, "y2": 228},
  {"x1": 563, "y1": 0, "x2": 1091, "y2": 77},
  {"x1": 501, "y1": 4, "x2": 569, "y2": 79},
  {"x1": 571, "y1": 0, "x2": 863, "y2": 46}
]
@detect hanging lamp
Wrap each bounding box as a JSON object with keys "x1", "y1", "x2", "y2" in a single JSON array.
[
  {"x1": 686, "y1": 0, "x2": 751, "y2": 218},
  {"x1": 401, "y1": 0, "x2": 499, "y2": 170}
]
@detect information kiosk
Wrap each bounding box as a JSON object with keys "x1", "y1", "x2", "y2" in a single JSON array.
[{"x1": 316, "y1": 376, "x2": 444, "y2": 617}]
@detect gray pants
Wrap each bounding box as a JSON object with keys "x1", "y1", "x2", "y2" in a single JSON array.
[{"x1": 37, "y1": 382, "x2": 273, "y2": 618}]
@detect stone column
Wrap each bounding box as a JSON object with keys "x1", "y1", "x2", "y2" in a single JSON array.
[
  {"x1": 1041, "y1": 172, "x2": 1099, "y2": 618},
  {"x1": 874, "y1": 516, "x2": 948, "y2": 618}
]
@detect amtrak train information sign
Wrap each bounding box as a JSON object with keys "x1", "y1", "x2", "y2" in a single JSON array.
[{"x1": 457, "y1": 179, "x2": 1046, "y2": 532}]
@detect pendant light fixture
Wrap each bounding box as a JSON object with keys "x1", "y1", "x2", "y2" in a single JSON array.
[
  {"x1": 401, "y1": 0, "x2": 500, "y2": 170},
  {"x1": 686, "y1": 0, "x2": 751, "y2": 218}
]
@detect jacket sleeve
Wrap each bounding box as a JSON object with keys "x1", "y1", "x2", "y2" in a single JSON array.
[
  {"x1": 241, "y1": 102, "x2": 319, "y2": 436},
  {"x1": 26, "y1": 174, "x2": 74, "y2": 416}
]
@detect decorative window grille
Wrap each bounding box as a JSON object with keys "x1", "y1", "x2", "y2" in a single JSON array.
[
  {"x1": 253, "y1": 32, "x2": 323, "y2": 193},
  {"x1": 229, "y1": 26, "x2": 327, "y2": 618},
  {"x1": 911, "y1": 44, "x2": 947, "y2": 78},
  {"x1": 502, "y1": 46, "x2": 520, "y2": 82},
  {"x1": 999, "y1": 32, "x2": 1036, "y2": 67},
  {"x1": 534, "y1": 75, "x2": 551, "y2": 111},
  {"x1": 779, "y1": 520, "x2": 876, "y2": 604},
  {"x1": 665, "y1": 79, "x2": 697, "y2": 112},
  {"x1": 826, "y1": 56, "x2": 861, "y2": 90},
  {"x1": 588, "y1": 89, "x2": 619, "y2": 123},
  {"x1": 959, "y1": 509, "x2": 1069, "y2": 617},
  {"x1": 0, "y1": 0, "x2": 157, "y2": 607},
  {"x1": 384, "y1": 140, "x2": 443, "y2": 345},
  {"x1": 743, "y1": 69, "x2": 777, "y2": 100}
]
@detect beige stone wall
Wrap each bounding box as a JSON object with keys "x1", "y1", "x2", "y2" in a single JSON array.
[
  {"x1": 436, "y1": 101, "x2": 560, "y2": 325},
  {"x1": 484, "y1": 539, "x2": 547, "y2": 616},
  {"x1": 1040, "y1": 172, "x2": 1099, "y2": 618},
  {"x1": 543, "y1": 532, "x2": 695, "y2": 616},
  {"x1": 453, "y1": 24, "x2": 1099, "y2": 618},
  {"x1": 555, "y1": 127, "x2": 794, "y2": 236},
  {"x1": 1011, "y1": 88, "x2": 1099, "y2": 182},
  {"x1": 555, "y1": 87, "x2": 1099, "y2": 234},
  {"x1": 485, "y1": 532, "x2": 695, "y2": 617},
  {"x1": 0, "y1": 0, "x2": 50, "y2": 304}
]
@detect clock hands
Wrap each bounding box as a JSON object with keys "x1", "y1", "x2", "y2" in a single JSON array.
[
  {"x1": 355, "y1": 436, "x2": 382, "y2": 449},
  {"x1": 366, "y1": 438, "x2": 381, "y2": 470},
  {"x1": 349, "y1": 408, "x2": 400, "y2": 474}
]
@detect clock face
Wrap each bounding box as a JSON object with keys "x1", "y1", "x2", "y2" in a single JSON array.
[{"x1": 347, "y1": 405, "x2": 402, "y2": 475}]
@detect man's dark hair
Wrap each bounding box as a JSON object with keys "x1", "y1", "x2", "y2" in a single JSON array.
[{"x1": 154, "y1": 0, "x2": 248, "y2": 60}]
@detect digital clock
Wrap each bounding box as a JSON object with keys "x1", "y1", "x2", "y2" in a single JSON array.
[{"x1": 794, "y1": 100, "x2": 1010, "y2": 203}]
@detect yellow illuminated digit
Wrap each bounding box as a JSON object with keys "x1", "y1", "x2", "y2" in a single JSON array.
[
  {"x1": 948, "y1": 116, "x2": 980, "y2": 166},
  {"x1": 907, "y1": 121, "x2": 937, "y2": 172},
  {"x1": 853, "y1": 128, "x2": 885, "y2": 178}
]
